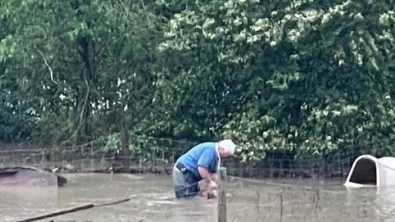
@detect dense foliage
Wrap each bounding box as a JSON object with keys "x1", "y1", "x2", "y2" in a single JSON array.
[{"x1": 1, "y1": 0, "x2": 395, "y2": 162}]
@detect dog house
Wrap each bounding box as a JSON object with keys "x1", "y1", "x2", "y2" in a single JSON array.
[{"x1": 344, "y1": 155, "x2": 395, "y2": 188}]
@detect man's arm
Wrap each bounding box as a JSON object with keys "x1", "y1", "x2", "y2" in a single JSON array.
[
  {"x1": 198, "y1": 166, "x2": 215, "y2": 184},
  {"x1": 198, "y1": 166, "x2": 218, "y2": 198},
  {"x1": 196, "y1": 147, "x2": 216, "y2": 184}
]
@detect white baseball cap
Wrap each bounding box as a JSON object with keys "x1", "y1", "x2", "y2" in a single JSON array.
[{"x1": 218, "y1": 139, "x2": 236, "y2": 155}]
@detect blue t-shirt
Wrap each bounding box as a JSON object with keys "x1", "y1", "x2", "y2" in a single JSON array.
[{"x1": 177, "y1": 142, "x2": 218, "y2": 179}]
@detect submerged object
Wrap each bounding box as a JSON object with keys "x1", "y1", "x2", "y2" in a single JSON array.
[
  {"x1": 344, "y1": 155, "x2": 395, "y2": 188},
  {"x1": 0, "y1": 166, "x2": 67, "y2": 187}
]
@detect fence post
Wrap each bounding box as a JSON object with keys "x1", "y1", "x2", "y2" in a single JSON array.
[
  {"x1": 218, "y1": 167, "x2": 227, "y2": 222},
  {"x1": 120, "y1": 127, "x2": 131, "y2": 172}
]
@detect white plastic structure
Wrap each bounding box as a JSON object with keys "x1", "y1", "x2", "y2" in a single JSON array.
[{"x1": 344, "y1": 155, "x2": 395, "y2": 188}]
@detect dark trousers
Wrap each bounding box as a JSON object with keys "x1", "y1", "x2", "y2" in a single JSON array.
[{"x1": 172, "y1": 162, "x2": 200, "y2": 199}]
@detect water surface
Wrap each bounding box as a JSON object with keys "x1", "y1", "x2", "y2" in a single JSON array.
[{"x1": 1, "y1": 173, "x2": 395, "y2": 222}]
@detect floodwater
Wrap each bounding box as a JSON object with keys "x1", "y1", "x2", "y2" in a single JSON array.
[{"x1": 1, "y1": 173, "x2": 395, "y2": 222}]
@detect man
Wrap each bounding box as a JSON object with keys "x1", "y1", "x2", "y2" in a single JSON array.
[{"x1": 172, "y1": 139, "x2": 236, "y2": 199}]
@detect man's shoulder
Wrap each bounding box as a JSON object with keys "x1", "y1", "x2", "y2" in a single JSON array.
[
  {"x1": 193, "y1": 142, "x2": 216, "y2": 149},
  {"x1": 195, "y1": 142, "x2": 215, "y2": 147}
]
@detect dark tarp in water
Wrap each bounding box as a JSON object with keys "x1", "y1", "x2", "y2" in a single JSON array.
[{"x1": 0, "y1": 166, "x2": 61, "y2": 187}]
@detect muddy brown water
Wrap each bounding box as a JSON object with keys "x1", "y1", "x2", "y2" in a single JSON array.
[{"x1": 1, "y1": 173, "x2": 395, "y2": 222}]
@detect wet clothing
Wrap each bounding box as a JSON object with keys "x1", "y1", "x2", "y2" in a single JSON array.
[
  {"x1": 172, "y1": 142, "x2": 219, "y2": 199},
  {"x1": 172, "y1": 163, "x2": 200, "y2": 199}
]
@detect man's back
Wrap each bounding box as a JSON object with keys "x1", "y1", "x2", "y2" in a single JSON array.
[{"x1": 177, "y1": 142, "x2": 218, "y2": 179}]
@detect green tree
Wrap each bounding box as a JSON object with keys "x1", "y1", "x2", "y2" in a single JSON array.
[
  {"x1": 0, "y1": 0, "x2": 164, "y2": 146},
  {"x1": 157, "y1": 0, "x2": 395, "y2": 161}
]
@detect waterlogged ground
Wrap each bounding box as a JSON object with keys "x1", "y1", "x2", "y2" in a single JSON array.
[{"x1": 1, "y1": 173, "x2": 395, "y2": 222}]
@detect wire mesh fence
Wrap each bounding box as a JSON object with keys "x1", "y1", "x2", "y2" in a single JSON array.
[
  {"x1": 223, "y1": 176, "x2": 366, "y2": 222},
  {"x1": 225, "y1": 174, "x2": 395, "y2": 222},
  {"x1": 0, "y1": 135, "x2": 357, "y2": 181}
]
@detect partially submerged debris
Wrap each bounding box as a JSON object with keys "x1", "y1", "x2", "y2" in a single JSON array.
[
  {"x1": 0, "y1": 166, "x2": 67, "y2": 187},
  {"x1": 16, "y1": 198, "x2": 130, "y2": 222}
]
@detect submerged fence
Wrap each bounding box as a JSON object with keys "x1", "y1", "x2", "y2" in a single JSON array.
[
  {"x1": 0, "y1": 136, "x2": 358, "y2": 180},
  {"x1": 217, "y1": 169, "x2": 391, "y2": 222}
]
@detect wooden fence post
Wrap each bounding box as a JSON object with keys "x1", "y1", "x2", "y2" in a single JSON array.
[
  {"x1": 218, "y1": 167, "x2": 227, "y2": 222},
  {"x1": 120, "y1": 127, "x2": 131, "y2": 172}
]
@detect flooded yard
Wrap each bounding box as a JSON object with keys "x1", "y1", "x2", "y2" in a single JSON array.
[{"x1": 1, "y1": 173, "x2": 395, "y2": 222}]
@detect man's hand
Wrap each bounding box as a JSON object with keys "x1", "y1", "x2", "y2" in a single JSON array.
[
  {"x1": 211, "y1": 173, "x2": 218, "y2": 181},
  {"x1": 208, "y1": 180, "x2": 218, "y2": 190},
  {"x1": 206, "y1": 180, "x2": 218, "y2": 199},
  {"x1": 197, "y1": 166, "x2": 219, "y2": 199}
]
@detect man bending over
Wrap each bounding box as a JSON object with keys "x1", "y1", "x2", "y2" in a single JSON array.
[{"x1": 172, "y1": 139, "x2": 236, "y2": 199}]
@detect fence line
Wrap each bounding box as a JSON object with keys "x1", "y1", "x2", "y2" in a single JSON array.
[
  {"x1": 0, "y1": 150, "x2": 356, "y2": 180},
  {"x1": 220, "y1": 168, "x2": 381, "y2": 222},
  {"x1": 0, "y1": 135, "x2": 363, "y2": 180},
  {"x1": 227, "y1": 175, "x2": 345, "y2": 194}
]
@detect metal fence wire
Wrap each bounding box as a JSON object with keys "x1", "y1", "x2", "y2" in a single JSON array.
[
  {"x1": 0, "y1": 136, "x2": 357, "y2": 179},
  {"x1": 223, "y1": 175, "x2": 380, "y2": 222}
]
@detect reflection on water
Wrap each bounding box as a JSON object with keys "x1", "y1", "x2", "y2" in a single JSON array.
[
  {"x1": 0, "y1": 186, "x2": 58, "y2": 221},
  {"x1": 1, "y1": 173, "x2": 395, "y2": 222},
  {"x1": 343, "y1": 185, "x2": 395, "y2": 222},
  {"x1": 375, "y1": 185, "x2": 395, "y2": 221}
]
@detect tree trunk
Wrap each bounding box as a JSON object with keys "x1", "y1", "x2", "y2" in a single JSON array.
[{"x1": 120, "y1": 127, "x2": 131, "y2": 171}]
